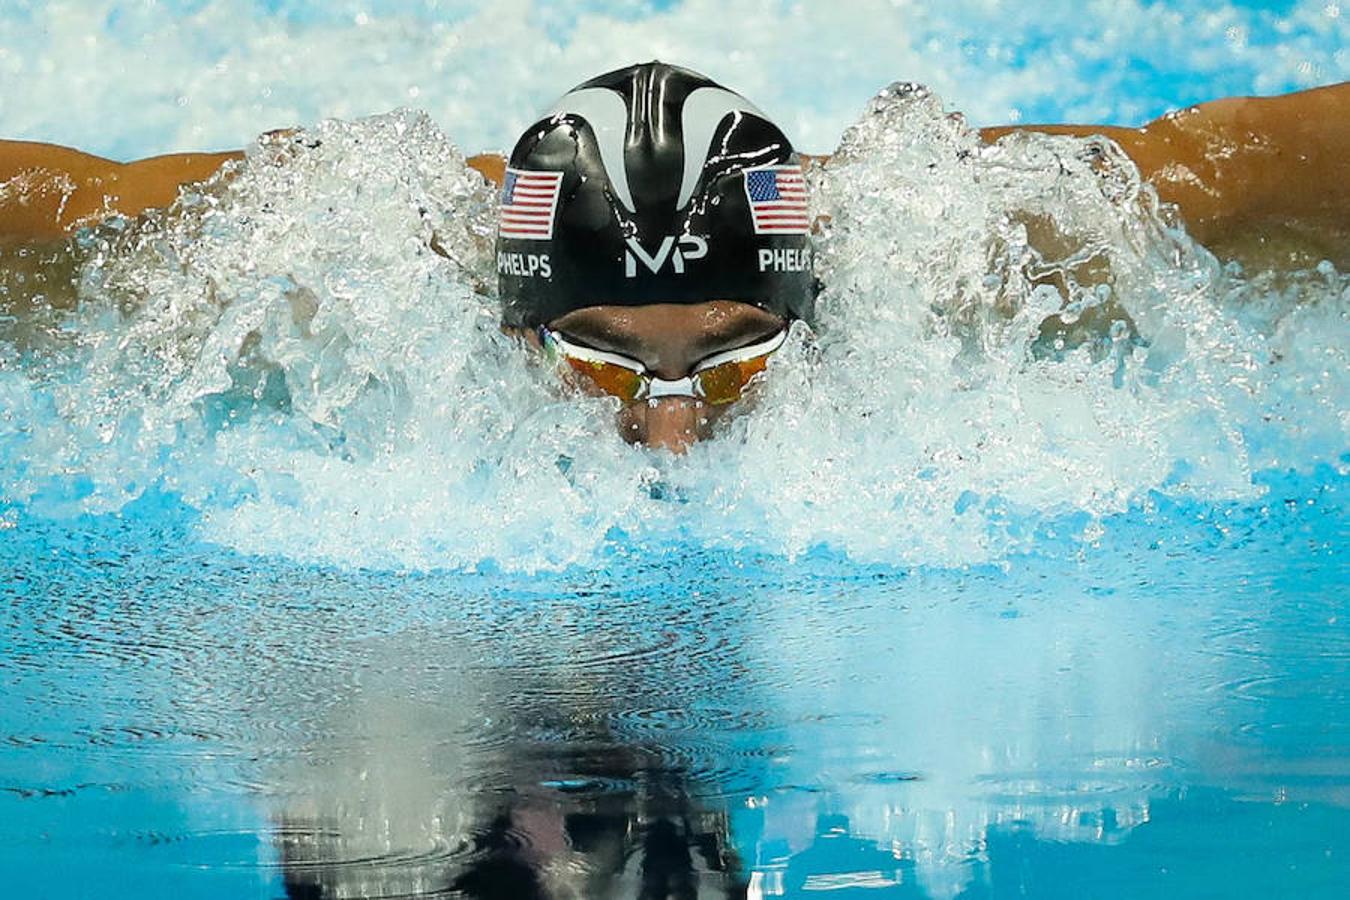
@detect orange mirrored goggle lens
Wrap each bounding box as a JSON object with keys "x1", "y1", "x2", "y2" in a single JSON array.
[
  {"x1": 565, "y1": 354, "x2": 765, "y2": 405},
  {"x1": 692, "y1": 355, "x2": 772, "y2": 405},
  {"x1": 561, "y1": 356, "x2": 646, "y2": 401}
]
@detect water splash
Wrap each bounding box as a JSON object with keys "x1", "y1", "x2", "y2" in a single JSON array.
[{"x1": 2, "y1": 88, "x2": 1347, "y2": 571}]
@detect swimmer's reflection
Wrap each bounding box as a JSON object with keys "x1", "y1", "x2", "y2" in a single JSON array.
[
  {"x1": 278, "y1": 744, "x2": 745, "y2": 899},
  {"x1": 269, "y1": 623, "x2": 749, "y2": 899},
  {"x1": 274, "y1": 724, "x2": 932, "y2": 900}
]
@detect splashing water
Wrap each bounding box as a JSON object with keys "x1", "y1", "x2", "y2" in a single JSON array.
[{"x1": 2, "y1": 87, "x2": 1347, "y2": 571}]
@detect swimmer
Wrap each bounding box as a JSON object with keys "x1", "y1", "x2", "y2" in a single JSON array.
[{"x1": 3, "y1": 63, "x2": 1348, "y2": 451}]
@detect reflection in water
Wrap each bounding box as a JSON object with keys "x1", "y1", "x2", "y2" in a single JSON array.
[
  {"x1": 748, "y1": 814, "x2": 918, "y2": 898},
  {"x1": 1, "y1": 483, "x2": 1345, "y2": 897},
  {"x1": 249, "y1": 535, "x2": 1184, "y2": 898},
  {"x1": 267, "y1": 610, "x2": 754, "y2": 899},
  {"x1": 279, "y1": 765, "x2": 745, "y2": 898},
  {"x1": 216, "y1": 477, "x2": 1344, "y2": 898}
]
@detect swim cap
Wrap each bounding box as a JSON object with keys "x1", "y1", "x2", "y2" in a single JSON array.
[{"x1": 496, "y1": 61, "x2": 816, "y2": 329}]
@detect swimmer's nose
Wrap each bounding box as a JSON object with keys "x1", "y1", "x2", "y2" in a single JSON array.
[{"x1": 623, "y1": 397, "x2": 706, "y2": 453}]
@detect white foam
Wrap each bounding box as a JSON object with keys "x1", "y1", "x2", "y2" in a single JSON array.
[{"x1": 5, "y1": 90, "x2": 1345, "y2": 570}]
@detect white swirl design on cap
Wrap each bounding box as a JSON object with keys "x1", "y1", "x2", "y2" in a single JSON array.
[
  {"x1": 676, "y1": 87, "x2": 766, "y2": 210},
  {"x1": 549, "y1": 83, "x2": 768, "y2": 213},
  {"x1": 547, "y1": 87, "x2": 635, "y2": 212}
]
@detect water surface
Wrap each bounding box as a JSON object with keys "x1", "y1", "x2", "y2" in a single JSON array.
[
  {"x1": 3, "y1": 471, "x2": 1346, "y2": 896},
  {"x1": 2, "y1": 4, "x2": 1348, "y2": 896}
]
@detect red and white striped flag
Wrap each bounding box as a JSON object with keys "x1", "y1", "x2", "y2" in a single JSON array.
[
  {"x1": 743, "y1": 165, "x2": 809, "y2": 235},
  {"x1": 498, "y1": 168, "x2": 564, "y2": 240}
]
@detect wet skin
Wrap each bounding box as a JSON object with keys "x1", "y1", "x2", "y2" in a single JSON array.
[{"x1": 542, "y1": 300, "x2": 786, "y2": 454}]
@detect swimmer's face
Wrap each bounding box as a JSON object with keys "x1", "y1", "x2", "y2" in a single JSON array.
[{"x1": 539, "y1": 300, "x2": 786, "y2": 453}]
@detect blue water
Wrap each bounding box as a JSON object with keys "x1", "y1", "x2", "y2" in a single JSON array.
[
  {"x1": 4, "y1": 1, "x2": 1350, "y2": 897},
  {"x1": 3, "y1": 468, "x2": 1346, "y2": 896}
]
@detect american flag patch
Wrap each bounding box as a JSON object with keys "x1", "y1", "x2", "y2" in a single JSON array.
[
  {"x1": 498, "y1": 168, "x2": 564, "y2": 240},
  {"x1": 743, "y1": 165, "x2": 809, "y2": 234}
]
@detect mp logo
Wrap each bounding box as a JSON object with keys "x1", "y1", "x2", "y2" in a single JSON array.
[{"x1": 624, "y1": 235, "x2": 708, "y2": 278}]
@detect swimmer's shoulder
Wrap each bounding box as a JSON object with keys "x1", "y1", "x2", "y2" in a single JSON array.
[
  {"x1": 1, "y1": 139, "x2": 508, "y2": 241},
  {"x1": 1, "y1": 139, "x2": 242, "y2": 241},
  {"x1": 466, "y1": 154, "x2": 505, "y2": 187},
  {"x1": 977, "y1": 81, "x2": 1350, "y2": 262}
]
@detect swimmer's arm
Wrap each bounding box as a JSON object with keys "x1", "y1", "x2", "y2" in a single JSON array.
[
  {"x1": 980, "y1": 81, "x2": 1350, "y2": 254},
  {"x1": 0, "y1": 139, "x2": 509, "y2": 242},
  {"x1": 466, "y1": 154, "x2": 505, "y2": 187},
  {"x1": 0, "y1": 140, "x2": 244, "y2": 241}
]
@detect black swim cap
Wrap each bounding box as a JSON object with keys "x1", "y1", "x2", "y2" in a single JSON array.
[{"x1": 496, "y1": 61, "x2": 816, "y2": 329}]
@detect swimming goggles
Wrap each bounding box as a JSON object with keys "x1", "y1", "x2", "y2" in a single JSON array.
[{"x1": 540, "y1": 326, "x2": 788, "y2": 405}]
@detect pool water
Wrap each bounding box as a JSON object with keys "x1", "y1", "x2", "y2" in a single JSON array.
[
  {"x1": 3, "y1": 473, "x2": 1346, "y2": 897},
  {"x1": 3, "y1": 1, "x2": 1349, "y2": 897}
]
